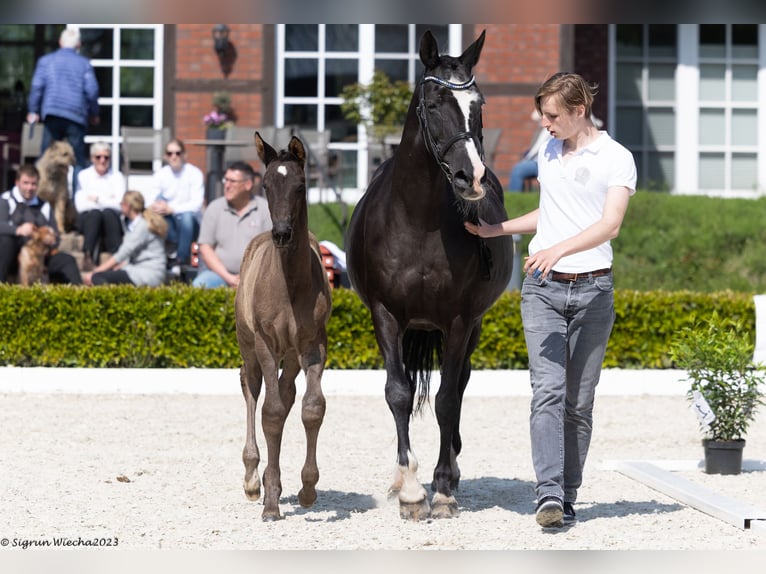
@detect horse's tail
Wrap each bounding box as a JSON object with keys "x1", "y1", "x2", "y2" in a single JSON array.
[{"x1": 402, "y1": 329, "x2": 443, "y2": 415}]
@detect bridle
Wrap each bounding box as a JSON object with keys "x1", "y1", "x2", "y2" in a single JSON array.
[{"x1": 416, "y1": 74, "x2": 484, "y2": 181}]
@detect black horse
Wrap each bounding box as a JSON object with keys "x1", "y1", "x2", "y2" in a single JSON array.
[{"x1": 346, "y1": 30, "x2": 514, "y2": 520}]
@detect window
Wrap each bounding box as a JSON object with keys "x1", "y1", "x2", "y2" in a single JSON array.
[
  {"x1": 77, "y1": 24, "x2": 165, "y2": 172},
  {"x1": 613, "y1": 24, "x2": 678, "y2": 191},
  {"x1": 0, "y1": 24, "x2": 63, "y2": 132},
  {"x1": 277, "y1": 24, "x2": 459, "y2": 192},
  {"x1": 697, "y1": 24, "x2": 759, "y2": 193}
]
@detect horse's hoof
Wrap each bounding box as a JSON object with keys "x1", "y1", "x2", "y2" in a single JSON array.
[
  {"x1": 430, "y1": 493, "x2": 459, "y2": 519},
  {"x1": 298, "y1": 486, "x2": 317, "y2": 508},
  {"x1": 243, "y1": 479, "x2": 261, "y2": 502},
  {"x1": 261, "y1": 510, "x2": 283, "y2": 522},
  {"x1": 399, "y1": 498, "x2": 430, "y2": 521}
]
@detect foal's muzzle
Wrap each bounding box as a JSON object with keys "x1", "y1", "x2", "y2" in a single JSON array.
[{"x1": 272, "y1": 221, "x2": 293, "y2": 247}]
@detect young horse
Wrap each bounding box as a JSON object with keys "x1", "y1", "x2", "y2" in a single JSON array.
[
  {"x1": 346, "y1": 30, "x2": 514, "y2": 520},
  {"x1": 235, "y1": 133, "x2": 332, "y2": 521}
]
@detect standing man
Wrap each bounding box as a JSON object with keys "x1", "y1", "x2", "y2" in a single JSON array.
[
  {"x1": 0, "y1": 164, "x2": 82, "y2": 284},
  {"x1": 465, "y1": 72, "x2": 636, "y2": 528},
  {"x1": 192, "y1": 161, "x2": 272, "y2": 288},
  {"x1": 27, "y1": 26, "x2": 100, "y2": 191}
]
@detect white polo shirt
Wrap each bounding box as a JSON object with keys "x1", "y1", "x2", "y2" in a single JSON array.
[{"x1": 528, "y1": 131, "x2": 637, "y2": 273}]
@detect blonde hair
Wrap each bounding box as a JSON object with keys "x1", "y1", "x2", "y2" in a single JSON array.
[
  {"x1": 535, "y1": 72, "x2": 598, "y2": 118},
  {"x1": 123, "y1": 190, "x2": 168, "y2": 239}
]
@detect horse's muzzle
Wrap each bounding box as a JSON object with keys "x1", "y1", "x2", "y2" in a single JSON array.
[{"x1": 272, "y1": 221, "x2": 293, "y2": 247}]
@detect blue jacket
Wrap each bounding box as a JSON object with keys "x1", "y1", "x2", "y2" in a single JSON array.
[{"x1": 27, "y1": 47, "x2": 99, "y2": 127}]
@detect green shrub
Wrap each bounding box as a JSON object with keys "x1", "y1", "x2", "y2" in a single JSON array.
[
  {"x1": 670, "y1": 311, "x2": 765, "y2": 441},
  {"x1": 0, "y1": 284, "x2": 755, "y2": 370}
]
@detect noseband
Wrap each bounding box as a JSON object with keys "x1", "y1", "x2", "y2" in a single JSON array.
[{"x1": 416, "y1": 74, "x2": 484, "y2": 181}]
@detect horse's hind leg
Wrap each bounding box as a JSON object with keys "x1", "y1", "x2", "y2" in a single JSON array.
[
  {"x1": 240, "y1": 361, "x2": 263, "y2": 501},
  {"x1": 298, "y1": 345, "x2": 327, "y2": 508}
]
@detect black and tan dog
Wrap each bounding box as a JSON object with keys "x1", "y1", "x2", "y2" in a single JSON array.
[{"x1": 18, "y1": 225, "x2": 57, "y2": 286}]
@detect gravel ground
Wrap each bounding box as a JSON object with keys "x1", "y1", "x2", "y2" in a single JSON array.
[{"x1": 1, "y1": 371, "x2": 765, "y2": 554}]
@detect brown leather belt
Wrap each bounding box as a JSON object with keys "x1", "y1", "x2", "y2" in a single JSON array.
[{"x1": 549, "y1": 268, "x2": 612, "y2": 282}]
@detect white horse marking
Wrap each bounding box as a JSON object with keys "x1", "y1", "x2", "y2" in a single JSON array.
[
  {"x1": 277, "y1": 165, "x2": 288, "y2": 177},
  {"x1": 452, "y1": 87, "x2": 486, "y2": 192}
]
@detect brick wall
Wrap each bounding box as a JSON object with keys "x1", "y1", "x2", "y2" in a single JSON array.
[
  {"x1": 169, "y1": 24, "x2": 575, "y2": 190},
  {"x1": 477, "y1": 24, "x2": 561, "y2": 187},
  {"x1": 171, "y1": 24, "x2": 267, "y2": 171}
]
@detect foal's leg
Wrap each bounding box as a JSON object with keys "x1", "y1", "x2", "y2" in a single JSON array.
[
  {"x1": 372, "y1": 303, "x2": 429, "y2": 520},
  {"x1": 298, "y1": 342, "x2": 327, "y2": 508},
  {"x1": 259, "y1": 344, "x2": 289, "y2": 521},
  {"x1": 240, "y1": 359, "x2": 263, "y2": 501}
]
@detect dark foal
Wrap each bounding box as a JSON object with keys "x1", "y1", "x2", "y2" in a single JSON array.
[
  {"x1": 235, "y1": 133, "x2": 332, "y2": 521},
  {"x1": 346, "y1": 30, "x2": 514, "y2": 520}
]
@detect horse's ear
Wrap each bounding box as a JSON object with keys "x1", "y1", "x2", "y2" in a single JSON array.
[
  {"x1": 255, "y1": 131, "x2": 278, "y2": 166},
  {"x1": 287, "y1": 136, "x2": 306, "y2": 165},
  {"x1": 460, "y1": 29, "x2": 486, "y2": 70},
  {"x1": 419, "y1": 30, "x2": 440, "y2": 69}
]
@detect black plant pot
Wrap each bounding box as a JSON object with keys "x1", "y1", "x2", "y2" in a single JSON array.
[
  {"x1": 702, "y1": 439, "x2": 745, "y2": 475},
  {"x1": 206, "y1": 127, "x2": 225, "y2": 140}
]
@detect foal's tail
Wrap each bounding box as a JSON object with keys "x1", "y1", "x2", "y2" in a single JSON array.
[{"x1": 403, "y1": 329, "x2": 443, "y2": 415}]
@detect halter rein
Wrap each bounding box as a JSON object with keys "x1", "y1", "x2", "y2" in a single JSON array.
[{"x1": 416, "y1": 74, "x2": 484, "y2": 180}]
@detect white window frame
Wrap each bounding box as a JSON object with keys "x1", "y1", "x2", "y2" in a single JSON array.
[
  {"x1": 276, "y1": 24, "x2": 462, "y2": 194},
  {"x1": 612, "y1": 24, "x2": 766, "y2": 197},
  {"x1": 75, "y1": 24, "x2": 165, "y2": 176}
]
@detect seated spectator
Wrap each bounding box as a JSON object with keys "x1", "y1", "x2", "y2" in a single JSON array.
[
  {"x1": 508, "y1": 110, "x2": 550, "y2": 192},
  {"x1": 75, "y1": 141, "x2": 124, "y2": 270},
  {"x1": 83, "y1": 190, "x2": 168, "y2": 287},
  {"x1": 192, "y1": 162, "x2": 272, "y2": 288},
  {"x1": 148, "y1": 139, "x2": 204, "y2": 269},
  {"x1": 0, "y1": 164, "x2": 82, "y2": 284}
]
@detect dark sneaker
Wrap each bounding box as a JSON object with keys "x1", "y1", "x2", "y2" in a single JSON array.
[
  {"x1": 535, "y1": 496, "x2": 564, "y2": 527},
  {"x1": 563, "y1": 501, "x2": 577, "y2": 525}
]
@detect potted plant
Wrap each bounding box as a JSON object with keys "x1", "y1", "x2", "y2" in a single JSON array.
[
  {"x1": 204, "y1": 91, "x2": 235, "y2": 138},
  {"x1": 670, "y1": 311, "x2": 766, "y2": 474},
  {"x1": 340, "y1": 70, "x2": 411, "y2": 161}
]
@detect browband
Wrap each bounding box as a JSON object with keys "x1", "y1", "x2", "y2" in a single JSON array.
[{"x1": 422, "y1": 75, "x2": 476, "y2": 90}]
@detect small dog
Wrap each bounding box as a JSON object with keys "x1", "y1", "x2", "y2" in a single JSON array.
[
  {"x1": 18, "y1": 226, "x2": 57, "y2": 286},
  {"x1": 36, "y1": 140, "x2": 77, "y2": 233}
]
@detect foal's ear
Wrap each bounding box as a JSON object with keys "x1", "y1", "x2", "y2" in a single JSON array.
[
  {"x1": 460, "y1": 29, "x2": 486, "y2": 70},
  {"x1": 287, "y1": 136, "x2": 306, "y2": 165},
  {"x1": 255, "y1": 131, "x2": 278, "y2": 166},
  {"x1": 419, "y1": 30, "x2": 440, "y2": 70}
]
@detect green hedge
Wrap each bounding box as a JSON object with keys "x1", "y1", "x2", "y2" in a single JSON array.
[{"x1": 0, "y1": 284, "x2": 755, "y2": 369}]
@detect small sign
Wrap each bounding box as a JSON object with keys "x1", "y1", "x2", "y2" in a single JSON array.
[{"x1": 690, "y1": 390, "x2": 716, "y2": 426}]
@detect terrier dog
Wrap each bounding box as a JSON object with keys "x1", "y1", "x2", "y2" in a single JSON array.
[
  {"x1": 36, "y1": 140, "x2": 77, "y2": 233},
  {"x1": 18, "y1": 225, "x2": 57, "y2": 286}
]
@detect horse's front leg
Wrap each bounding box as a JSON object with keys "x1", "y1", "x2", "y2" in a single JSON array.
[
  {"x1": 372, "y1": 304, "x2": 430, "y2": 521},
  {"x1": 259, "y1": 346, "x2": 290, "y2": 521},
  {"x1": 298, "y1": 341, "x2": 327, "y2": 508},
  {"x1": 240, "y1": 359, "x2": 263, "y2": 502},
  {"x1": 430, "y1": 320, "x2": 476, "y2": 519}
]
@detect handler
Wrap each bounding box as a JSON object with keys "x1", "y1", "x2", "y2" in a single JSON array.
[{"x1": 465, "y1": 72, "x2": 637, "y2": 528}]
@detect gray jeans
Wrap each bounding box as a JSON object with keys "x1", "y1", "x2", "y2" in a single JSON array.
[{"x1": 520, "y1": 271, "x2": 615, "y2": 503}]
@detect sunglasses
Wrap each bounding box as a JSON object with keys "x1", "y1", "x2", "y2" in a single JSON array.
[
  {"x1": 93, "y1": 155, "x2": 110, "y2": 160},
  {"x1": 165, "y1": 150, "x2": 183, "y2": 156}
]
